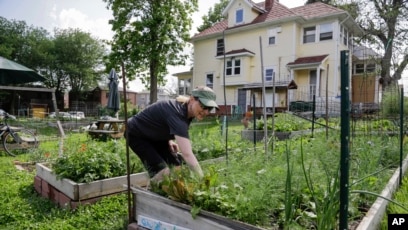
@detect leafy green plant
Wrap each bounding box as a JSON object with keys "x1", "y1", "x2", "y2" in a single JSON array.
[
  {"x1": 0, "y1": 155, "x2": 129, "y2": 229},
  {"x1": 51, "y1": 141, "x2": 126, "y2": 183},
  {"x1": 381, "y1": 85, "x2": 408, "y2": 117},
  {"x1": 249, "y1": 113, "x2": 312, "y2": 131},
  {"x1": 300, "y1": 138, "x2": 340, "y2": 229}
]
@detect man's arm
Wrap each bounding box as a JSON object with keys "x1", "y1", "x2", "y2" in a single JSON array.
[{"x1": 174, "y1": 135, "x2": 203, "y2": 177}]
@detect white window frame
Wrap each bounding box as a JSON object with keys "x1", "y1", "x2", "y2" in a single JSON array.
[
  {"x1": 268, "y1": 28, "x2": 277, "y2": 45},
  {"x1": 206, "y1": 73, "x2": 214, "y2": 89},
  {"x1": 309, "y1": 70, "x2": 317, "y2": 100},
  {"x1": 303, "y1": 23, "x2": 335, "y2": 44},
  {"x1": 264, "y1": 67, "x2": 275, "y2": 82},
  {"x1": 226, "y1": 58, "x2": 241, "y2": 76},
  {"x1": 216, "y1": 38, "x2": 224, "y2": 56},
  {"x1": 178, "y1": 79, "x2": 191, "y2": 95},
  {"x1": 354, "y1": 63, "x2": 376, "y2": 74},
  {"x1": 343, "y1": 28, "x2": 348, "y2": 46},
  {"x1": 303, "y1": 26, "x2": 316, "y2": 43},
  {"x1": 319, "y1": 22, "x2": 333, "y2": 41}
]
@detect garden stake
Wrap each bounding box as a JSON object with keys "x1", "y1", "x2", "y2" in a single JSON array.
[
  {"x1": 121, "y1": 62, "x2": 133, "y2": 223},
  {"x1": 259, "y1": 36, "x2": 267, "y2": 155}
]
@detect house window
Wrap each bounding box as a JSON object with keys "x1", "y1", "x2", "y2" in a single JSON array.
[
  {"x1": 309, "y1": 70, "x2": 317, "y2": 100},
  {"x1": 366, "y1": 63, "x2": 376, "y2": 73},
  {"x1": 216, "y1": 39, "x2": 224, "y2": 56},
  {"x1": 206, "y1": 73, "x2": 214, "y2": 88},
  {"x1": 178, "y1": 79, "x2": 191, "y2": 95},
  {"x1": 355, "y1": 64, "x2": 365, "y2": 74},
  {"x1": 268, "y1": 28, "x2": 277, "y2": 45},
  {"x1": 303, "y1": 26, "x2": 316, "y2": 43},
  {"x1": 226, "y1": 58, "x2": 241, "y2": 76},
  {"x1": 269, "y1": 37, "x2": 276, "y2": 45},
  {"x1": 265, "y1": 68, "x2": 274, "y2": 82},
  {"x1": 354, "y1": 63, "x2": 376, "y2": 74},
  {"x1": 236, "y1": 9, "x2": 243, "y2": 24},
  {"x1": 319, "y1": 23, "x2": 333, "y2": 41},
  {"x1": 343, "y1": 29, "x2": 348, "y2": 46}
]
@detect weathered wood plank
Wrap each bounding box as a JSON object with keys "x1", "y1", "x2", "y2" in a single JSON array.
[
  {"x1": 87, "y1": 130, "x2": 117, "y2": 134},
  {"x1": 36, "y1": 163, "x2": 78, "y2": 200},
  {"x1": 131, "y1": 186, "x2": 265, "y2": 230},
  {"x1": 36, "y1": 163, "x2": 149, "y2": 200}
]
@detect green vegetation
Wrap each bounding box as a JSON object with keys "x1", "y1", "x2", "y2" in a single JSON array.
[
  {"x1": 0, "y1": 114, "x2": 407, "y2": 229},
  {"x1": 152, "y1": 127, "x2": 405, "y2": 229},
  {"x1": 250, "y1": 113, "x2": 313, "y2": 131},
  {"x1": 0, "y1": 152, "x2": 129, "y2": 229}
]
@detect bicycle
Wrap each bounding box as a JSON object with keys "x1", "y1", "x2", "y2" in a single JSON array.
[{"x1": 0, "y1": 111, "x2": 38, "y2": 156}]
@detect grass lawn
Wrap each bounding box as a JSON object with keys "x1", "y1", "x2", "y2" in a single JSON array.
[{"x1": 0, "y1": 153, "x2": 130, "y2": 229}]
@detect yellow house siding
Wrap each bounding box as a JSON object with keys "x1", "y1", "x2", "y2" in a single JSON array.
[{"x1": 187, "y1": 1, "x2": 368, "y2": 115}]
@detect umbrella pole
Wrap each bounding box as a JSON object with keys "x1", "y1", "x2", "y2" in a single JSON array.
[{"x1": 121, "y1": 62, "x2": 132, "y2": 223}]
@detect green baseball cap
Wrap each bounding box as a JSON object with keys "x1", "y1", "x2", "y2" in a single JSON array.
[{"x1": 191, "y1": 86, "x2": 219, "y2": 109}]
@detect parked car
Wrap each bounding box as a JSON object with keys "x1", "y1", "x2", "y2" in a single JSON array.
[
  {"x1": 48, "y1": 112, "x2": 77, "y2": 120},
  {"x1": 68, "y1": 111, "x2": 85, "y2": 120}
]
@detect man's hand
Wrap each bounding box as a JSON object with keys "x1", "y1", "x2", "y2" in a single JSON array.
[{"x1": 168, "y1": 140, "x2": 179, "y2": 154}]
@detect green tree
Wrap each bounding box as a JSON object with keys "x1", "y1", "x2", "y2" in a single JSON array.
[
  {"x1": 197, "y1": 0, "x2": 229, "y2": 33},
  {"x1": 53, "y1": 28, "x2": 106, "y2": 101},
  {"x1": 0, "y1": 16, "x2": 53, "y2": 77},
  {"x1": 0, "y1": 17, "x2": 28, "y2": 59},
  {"x1": 310, "y1": 0, "x2": 408, "y2": 90},
  {"x1": 104, "y1": 0, "x2": 198, "y2": 103}
]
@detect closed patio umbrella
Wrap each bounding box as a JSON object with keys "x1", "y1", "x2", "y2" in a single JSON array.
[
  {"x1": 107, "y1": 68, "x2": 120, "y2": 118},
  {"x1": 0, "y1": 56, "x2": 46, "y2": 85}
]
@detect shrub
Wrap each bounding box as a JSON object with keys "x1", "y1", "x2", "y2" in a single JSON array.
[
  {"x1": 51, "y1": 141, "x2": 126, "y2": 183},
  {"x1": 249, "y1": 113, "x2": 312, "y2": 131}
]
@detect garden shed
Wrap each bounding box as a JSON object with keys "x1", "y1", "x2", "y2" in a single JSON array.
[{"x1": 0, "y1": 85, "x2": 57, "y2": 117}]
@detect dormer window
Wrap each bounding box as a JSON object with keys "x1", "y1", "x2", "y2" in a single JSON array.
[{"x1": 235, "y1": 8, "x2": 243, "y2": 24}]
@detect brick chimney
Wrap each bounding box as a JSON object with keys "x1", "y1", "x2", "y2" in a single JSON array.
[{"x1": 265, "y1": 0, "x2": 275, "y2": 11}]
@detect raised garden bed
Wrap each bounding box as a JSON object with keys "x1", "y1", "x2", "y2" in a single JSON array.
[
  {"x1": 35, "y1": 163, "x2": 149, "y2": 209},
  {"x1": 127, "y1": 153, "x2": 408, "y2": 230},
  {"x1": 355, "y1": 155, "x2": 408, "y2": 230},
  {"x1": 129, "y1": 186, "x2": 263, "y2": 230},
  {"x1": 241, "y1": 130, "x2": 291, "y2": 142}
]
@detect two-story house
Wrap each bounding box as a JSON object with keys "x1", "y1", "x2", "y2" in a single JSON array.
[
  {"x1": 178, "y1": 0, "x2": 375, "y2": 117},
  {"x1": 136, "y1": 88, "x2": 173, "y2": 109}
]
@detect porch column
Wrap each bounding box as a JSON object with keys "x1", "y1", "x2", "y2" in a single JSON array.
[
  {"x1": 316, "y1": 66, "x2": 321, "y2": 98},
  {"x1": 288, "y1": 69, "x2": 294, "y2": 102}
]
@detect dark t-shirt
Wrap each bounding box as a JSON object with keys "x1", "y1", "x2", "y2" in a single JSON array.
[{"x1": 127, "y1": 99, "x2": 191, "y2": 140}]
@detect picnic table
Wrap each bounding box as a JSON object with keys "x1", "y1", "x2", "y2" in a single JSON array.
[{"x1": 87, "y1": 119, "x2": 125, "y2": 140}]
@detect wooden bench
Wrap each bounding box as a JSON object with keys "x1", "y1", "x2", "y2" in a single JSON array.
[
  {"x1": 87, "y1": 130, "x2": 124, "y2": 140},
  {"x1": 87, "y1": 119, "x2": 126, "y2": 141}
]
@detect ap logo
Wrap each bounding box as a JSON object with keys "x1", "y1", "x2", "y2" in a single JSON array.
[{"x1": 388, "y1": 214, "x2": 408, "y2": 230}]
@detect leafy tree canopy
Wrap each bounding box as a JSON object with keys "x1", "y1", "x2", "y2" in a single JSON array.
[
  {"x1": 0, "y1": 17, "x2": 107, "y2": 106},
  {"x1": 197, "y1": 0, "x2": 229, "y2": 33},
  {"x1": 53, "y1": 28, "x2": 106, "y2": 96},
  {"x1": 104, "y1": 0, "x2": 198, "y2": 103},
  {"x1": 306, "y1": 0, "x2": 408, "y2": 90}
]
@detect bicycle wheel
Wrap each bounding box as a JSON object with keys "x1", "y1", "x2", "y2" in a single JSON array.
[{"x1": 3, "y1": 129, "x2": 38, "y2": 157}]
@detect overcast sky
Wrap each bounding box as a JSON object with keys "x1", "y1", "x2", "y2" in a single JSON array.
[{"x1": 0, "y1": 0, "x2": 307, "y2": 91}]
